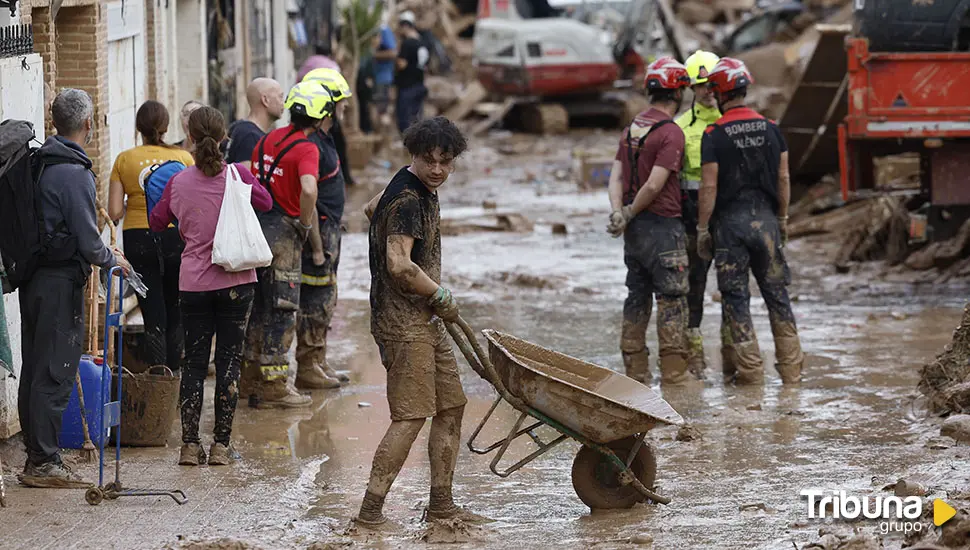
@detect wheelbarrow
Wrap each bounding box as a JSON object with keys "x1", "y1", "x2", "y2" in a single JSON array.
[{"x1": 446, "y1": 318, "x2": 683, "y2": 509}]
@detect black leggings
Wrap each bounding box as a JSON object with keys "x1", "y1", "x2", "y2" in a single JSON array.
[
  {"x1": 124, "y1": 228, "x2": 184, "y2": 370},
  {"x1": 179, "y1": 284, "x2": 255, "y2": 445}
]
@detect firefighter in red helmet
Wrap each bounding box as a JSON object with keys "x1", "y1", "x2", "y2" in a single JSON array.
[
  {"x1": 696, "y1": 57, "x2": 804, "y2": 385},
  {"x1": 605, "y1": 57, "x2": 692, "y2": 385}
]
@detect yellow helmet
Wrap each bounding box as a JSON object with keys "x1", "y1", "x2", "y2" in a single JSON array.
[
  {"x1": 684, "y1": 50, "x2": 720, "y2": 85},
  {"x1": 284, "y1": 81, "x2": 335, "y2": 120},
  {"x1": 302, "y1": 68, "x2": 353, "y2": 102}
]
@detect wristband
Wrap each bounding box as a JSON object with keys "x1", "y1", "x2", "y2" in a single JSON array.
[
  {"x1": 299, "y1": 221, "x2": 313, "y2": 231},
  {"x1": 778, "y1": 216, "x2": 789, "y2": 222},
  {"x1": 697, "y1": 225, "x2": 709, "y2": 233}
]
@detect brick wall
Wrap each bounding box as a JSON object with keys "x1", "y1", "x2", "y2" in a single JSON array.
[
  {"x1": 54, "y1": 4, "x2": 110, "y2": 206},
  {"x1": 26, "y1": 6, "x2": 56, "y2": 137},
  {"x1": 145, "y1": 0, "x2": 157, "y2": 99}
]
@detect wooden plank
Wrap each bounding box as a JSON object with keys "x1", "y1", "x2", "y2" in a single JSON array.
[
  {"x1": 469, "y1": 98, "x2": 517, "y2": 136},
  {"x1": 443, "y1": 81, "x2": 488, "y2": 121}
]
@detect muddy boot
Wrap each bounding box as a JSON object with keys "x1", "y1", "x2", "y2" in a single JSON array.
[
  {"x1": 426, "y1": 505, "x2": 495, "y2": 524},
  {"x1": 178, "y1": 443, "x2": 207, "y2": 466},
  {"x1": 622, "y1": 349, "x2": 651, "y2": 383},
  {"x1": 732, "y1": 340, "x2": 764, "y2": 385},
  {"x1": 323, "y1": 363, "x2": 351, "y2": 384},
  {"x1": 239, "y1": 362, "x2": 259, "y2": 408},
  {"x1": 295, "y1": 364, "x2": 342, "y2": 390},
  {"x1": 659, "y1": 353, "x2": 691, "y2": 385},
  {"x1": 720, "y1": 322, "x2": 737, "y2": 383},
  {"x1": 774, "y1": 336, "x2": 804, "y2": 384},
  {"x1": 19, "y1": 459, "x2": 92, "y2": 488},
  {"x1": 686, "y1": 328, "x2": 706, "y2": 380},
  {"x1": 259, "y1": 380, "x2": 312, "y2": 408},
  {"x1": 208, "y1": 443, "x2": 239, "y2": 466}
]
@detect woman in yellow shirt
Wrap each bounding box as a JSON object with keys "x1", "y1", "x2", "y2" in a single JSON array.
[{"x1": 108, "y1": 100, "x2": 194, "y2": 371}]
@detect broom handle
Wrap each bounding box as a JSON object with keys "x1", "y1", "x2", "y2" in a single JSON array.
[{"x1": 75, "y1": 369, "x2": 94, "y2": 446}]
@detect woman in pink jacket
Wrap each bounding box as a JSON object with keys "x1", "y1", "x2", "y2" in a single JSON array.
[{"x1": 150, "y1": 106, "x2": 272, "y2": 467}]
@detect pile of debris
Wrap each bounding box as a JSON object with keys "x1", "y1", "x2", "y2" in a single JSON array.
[{"x1": 919, "y1": 303, "x2": 970, "y2": 415}]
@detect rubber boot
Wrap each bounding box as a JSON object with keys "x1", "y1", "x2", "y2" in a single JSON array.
[
  {"x1": 239, "y1": 361, "x2": 260, "y2": 408},
  {"x1": 322, "y1": 363, "x2": 350, "y2": 384},
  {"x1": 720, "y1": 323, "x2": 738, "y2": 383},
  {"x1": 686, "y1": 328, "x2": 706, "y2": 380},
  {"x1": 622, "y1": 349, "x2": 651, "y2": 383},
  {"x1": 774, "y1": 336, "x2": 804, "y2": 384},
  {"x1": 732, "y1": 340, "x2": 764, "y2": 385},
  {"x1": 659, "y1": 353, "x2": 691, "y2": 385},
  {"x1": 295, "y1": 364, "x2": 342, "y2": 390},
  {"x1": 258, "y1": 380, "x2": 312, "y2": 408}
]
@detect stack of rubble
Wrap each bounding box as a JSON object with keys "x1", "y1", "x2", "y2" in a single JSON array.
[{"x1": 919, "y1": 303, "x2": 970, "y2": 415}]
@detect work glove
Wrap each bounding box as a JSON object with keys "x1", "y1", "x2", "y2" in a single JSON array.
[
  {"x1": 606, "y1": 209, "x2": 626, "y2": 238},
  {"x1": 429, "y1": 286, "x2": 460, "y2": 322},
  {"x1": 697, "y1": 226, "x2": 713, "y2": 262},
  {"x1": 778, "y1": 216, "x2": 789, "y2": 247},
  {"x1": 606, "y1": 206, "x2": 636, "y2": 238}
]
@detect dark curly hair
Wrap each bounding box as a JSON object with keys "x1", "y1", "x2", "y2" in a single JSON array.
[{"x1": 402, "y1": 116, "x2": 468, "y2": 160}]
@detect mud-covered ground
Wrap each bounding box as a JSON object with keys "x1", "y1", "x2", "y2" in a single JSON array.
[{"x1": 2, "y1": 131, "x2": 969, "y2": 550}]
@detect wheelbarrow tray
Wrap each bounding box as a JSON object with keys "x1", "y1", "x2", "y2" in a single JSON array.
[{"x1": 483, "y1": 330, "x2": 683, "y2": 444}]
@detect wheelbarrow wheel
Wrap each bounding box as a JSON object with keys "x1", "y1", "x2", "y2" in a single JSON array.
[
  {"x1": 85, "y1": 487, "x2": 104, "y2": 506},
  {"x1": 571, "y1": 437, "x2": 657, "y2": 510}
]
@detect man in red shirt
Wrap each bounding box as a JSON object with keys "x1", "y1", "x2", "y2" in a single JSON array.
[
  {"x1": 242, "y1": 81, "x2": 332, "y2": 408},
  {"x1": 606, "y1": 57, "x2": 692, "y2": 386}
]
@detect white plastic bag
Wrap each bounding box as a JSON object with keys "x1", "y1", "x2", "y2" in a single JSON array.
[{"x1": 211, "y1": 164, "x2": 273, "y2": 271}]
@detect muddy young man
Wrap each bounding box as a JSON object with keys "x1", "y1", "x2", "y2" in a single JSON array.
[
  {"x1": 606, "y1": 57, "x2": 692, "y2": 386},
  {"x1": 356, "y1": 116, "x2": 486, "y2": 526},
  {"x1": 696, "y1": 57, "x2": 804, "y2": 384}
]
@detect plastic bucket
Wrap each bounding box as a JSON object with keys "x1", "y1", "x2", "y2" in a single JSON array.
[{"x1": 112, "y1": 366, "x2": 179, "y2": 447}]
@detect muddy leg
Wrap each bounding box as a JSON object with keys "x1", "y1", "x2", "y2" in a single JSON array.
[
  {"x1": 656, "y1": 294, "x2": 690, "y2": 385},
  {"x1": 621, "y1": 264, "x2": 653, "y2": 383},
  {"x1": 715, "y1": 243, "x2": 763, "y2": 385},
  {"x1": 685, "y1": 231, "x2": 710, "y2": 378},
  {"x1": 295, "y1": 284, "x2": 341, "y2": 390},
  {"x1": 212, "y1": 285, "x2": 255, "y2": 445},
  {"x1": 359, "y1": 418, "x2": 425, "y2": 523},
  {"x1": 751, "y1": 215, "x2": 803, "y2": 384},
  {"x1": 428, "y1": 405, "x2": 464, "y2": 514},
  {"x1": 758, "y1": 284, "x2": 803, "y2": 384},
  {"x1": 179, "y1": 291, "x2": 216, "y2": 445},
  {"x1": 719, "y1": 305, "x2": 737, "y2": 382}
]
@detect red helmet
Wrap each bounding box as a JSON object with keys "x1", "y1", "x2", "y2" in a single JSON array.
[
  {"x1": 707, "y1": 57, "x2": 754, "y2": 94},
  {"x1": 643, "y1": 57, "x2": 691, "y2": 90}
]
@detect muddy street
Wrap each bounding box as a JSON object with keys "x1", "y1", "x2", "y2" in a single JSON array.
[{"x1": 2, "y1": 132, "x2": 968, "y2": 550}]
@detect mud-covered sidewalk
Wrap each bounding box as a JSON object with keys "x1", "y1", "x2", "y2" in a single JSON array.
[{"x1": 2, "y1": 131, "x2": 969, "y2": 550}]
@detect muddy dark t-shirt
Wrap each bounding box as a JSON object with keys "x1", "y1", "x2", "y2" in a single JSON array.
[
  {"x1": 224, "y1": 120, "x2": 265, "y2": 164},
  {"x1": 369, "y1": 167, "x2": 441, "y2": 344},
  {"x1": 701, "y1": 106, "x2": 787, "y2": 217}
]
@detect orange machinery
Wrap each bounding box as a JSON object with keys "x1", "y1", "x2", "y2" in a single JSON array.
[{"x1": 838, "y1": 37, "x2": 970, "y2": 240}]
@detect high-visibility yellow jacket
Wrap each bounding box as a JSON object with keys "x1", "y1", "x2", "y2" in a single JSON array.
[{"x1": 675, "y1": 101, "x2": 721, "y2": 191}]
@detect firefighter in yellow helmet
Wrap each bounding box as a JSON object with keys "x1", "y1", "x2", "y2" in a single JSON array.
[{"x1": 675, "y1": 50, "x2": 723, "y2": 380}]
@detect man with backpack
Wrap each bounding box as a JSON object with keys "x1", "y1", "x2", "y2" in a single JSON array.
[
  {"x1": 605, "y1": 57, "x2": 692, "y2": 386},
  {"x1": 242, "y1": 81, "x2": 329, "y2": 409},
  {"x1": 0, "y1": 89, "x2": 129, "y2": 487}
]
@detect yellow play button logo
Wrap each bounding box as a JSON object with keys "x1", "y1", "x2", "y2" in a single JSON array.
[{"x1": 935, "y1": 499, "x2": 957, "y2": 526}]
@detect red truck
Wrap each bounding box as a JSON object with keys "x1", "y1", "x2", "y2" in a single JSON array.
[{"x1": 838, "y1": 35, "x2": 970, "y2": 241}]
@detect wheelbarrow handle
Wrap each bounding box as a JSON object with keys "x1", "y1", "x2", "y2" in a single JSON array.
[{"x1": 446, "y1": 317, "x2": 530, "y2": 413}]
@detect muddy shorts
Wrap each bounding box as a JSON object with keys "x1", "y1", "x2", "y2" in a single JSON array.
[{"x1": 376, "y1": 325, "x2": 468, "y2": 421}]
